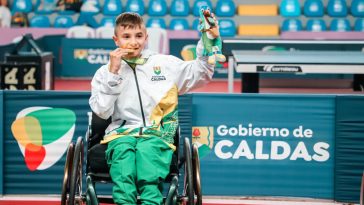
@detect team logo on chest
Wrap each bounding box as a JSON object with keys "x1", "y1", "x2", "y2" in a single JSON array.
[{"x1": 151, "y1": 66, "x2": 166, "y2": 81}]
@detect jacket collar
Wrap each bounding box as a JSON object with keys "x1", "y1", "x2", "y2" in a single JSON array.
[{"x1": 140, "y1": 49, "x2": 158, "y2": 59}]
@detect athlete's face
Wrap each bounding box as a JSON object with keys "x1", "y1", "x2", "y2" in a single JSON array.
[
  {"x1": 0, "y1": 0, "x2": 8, "y2": 6},
  {"x1": 113, "y1": 25, "x2": 148, "y2": 58}
]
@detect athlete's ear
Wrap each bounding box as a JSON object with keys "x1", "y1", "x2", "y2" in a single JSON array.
[
  {"x1": 113, "y1": 35, "x2": 119, "y2": 47},
  {"x1": 144, "y1": 34, "x2": 148, "y2": 46}
]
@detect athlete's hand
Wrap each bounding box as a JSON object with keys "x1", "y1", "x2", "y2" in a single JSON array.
[
  {"x1": 109, "y1": 47, "x2": 134, "y2": 74},
  {"x1": 206, "y1": 13, "x2": 220, "y2": 38}
]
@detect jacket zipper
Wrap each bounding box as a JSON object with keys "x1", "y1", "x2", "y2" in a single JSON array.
[{"x1": 131, "y1": 67, "x2": 146, "y2": 127}]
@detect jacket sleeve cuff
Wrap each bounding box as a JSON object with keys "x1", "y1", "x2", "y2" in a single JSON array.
[
  {"x1": 196, "y1": 39, "x2": 204, "y2": 57},
  {"x1": 99, "y1": 65, "x2": 123, "y2": 94},
  {"x1": 196, "y1": 39, "x2": 209, "y2": 61},
  {"x1": 107, "y1": 71, "x2": 123, "y2": 87}
]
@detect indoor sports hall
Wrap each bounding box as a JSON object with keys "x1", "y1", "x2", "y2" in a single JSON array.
[{"x1": 0, "y1": 0, "x2": 363, "y2": 205}]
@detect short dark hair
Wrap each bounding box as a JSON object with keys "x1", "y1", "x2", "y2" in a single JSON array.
[{"x1": 114, "y1": 12, "x2": 144, "y2": 35}]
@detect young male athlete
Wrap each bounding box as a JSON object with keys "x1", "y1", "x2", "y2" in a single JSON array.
[{"x1": 89, "y1": 12, "x2": 220, "y2": 205}]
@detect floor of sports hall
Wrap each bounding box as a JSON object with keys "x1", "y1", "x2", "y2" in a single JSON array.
[
  {"x1": 0, "y1": 196, "x2": 354, "y2": 205},
  {"x1": 0, "y1": 78, "x2": 360, "y2": 205}
]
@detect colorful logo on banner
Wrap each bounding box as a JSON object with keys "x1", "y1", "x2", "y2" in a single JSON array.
[
  {"x1": 74, "y1": 49, "x2": 88, "y2": 60},
  {"x1": 192, "y1": 126, "x2": 214, "y2": 158},
  {"x1": 11, "y1": 107, "x2": 76, "y2": 171},
  {"x1": 181, "y1": 45, "x2": 197, "y2": 61},
  {"x1": 74, "y1": 48, "x2": 111, "y2": 64}
]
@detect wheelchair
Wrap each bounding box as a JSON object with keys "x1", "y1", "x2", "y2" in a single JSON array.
[{"x1": 61, "y1": 112, "x2": 202, "y2": 205}]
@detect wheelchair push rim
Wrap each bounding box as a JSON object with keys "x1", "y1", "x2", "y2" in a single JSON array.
[
  {"x1": 68, "y1": 137, "x2": 84, "y2": 205},
  {"x1": 184, "y1": 137, "x2": 194, "y2": 205},
  {"x1": 61, "y1": 142, "x2": 75, "y2": 205},
  {"x1": 192, "y1": 143, "x2": 202, "y2": 205}
]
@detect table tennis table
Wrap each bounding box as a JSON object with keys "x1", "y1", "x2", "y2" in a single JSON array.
[{"x1": 228, "y1": 50, "x2": 364, "y2": 93}]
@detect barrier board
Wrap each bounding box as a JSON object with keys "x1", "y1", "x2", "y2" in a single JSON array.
[{"x1": 192, "y1": 94, "x2": 335, "y2": 199}]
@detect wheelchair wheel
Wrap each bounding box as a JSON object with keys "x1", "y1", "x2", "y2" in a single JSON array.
[
  {"x1": 85, "y1": 176, "x2": 98, "y2": 205},
  {"x1": 184, "y1": 137, "x2": 194, "y2": 205},
  {"x1": 192, "y1": 144, "x2": 202, "y2": 205},
  {"x1": 69, "y1": 137, "x2": 84, "y2": 205},
  {"x1": 165, "y1": 175, "x2": 178, "y2": 205},
  {"x1": 61, "y1": 142, "x2": 75, "y2": 205}
]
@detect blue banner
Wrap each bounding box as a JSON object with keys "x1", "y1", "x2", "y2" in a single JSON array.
[
  {"x1": 3, "y1": 91, "x2": 90, "y2": 194},
  {"x1": 2, "y1": 91, "x2": 363, "y2": 202},
  {"x1": 61, "y1": 38, "x2": 114, "y2": 77},
  {"x1": 1, "y1": 91, "x2": 191, "y2": 195},
  {"x1": 335, "y1": 96, "x2": 364, "y2": 204},
  {"x1": 191, "y1": 94, "x2": 335, "y2": 199}
]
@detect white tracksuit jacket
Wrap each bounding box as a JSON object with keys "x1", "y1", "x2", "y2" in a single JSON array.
[{"x1": 89, "y1": 40, "x2": 214, "y2": 146}]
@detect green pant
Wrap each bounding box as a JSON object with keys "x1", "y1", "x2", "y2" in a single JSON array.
[{"x1": 105, "y1": 136, "x2": 173, "y2": 205}]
